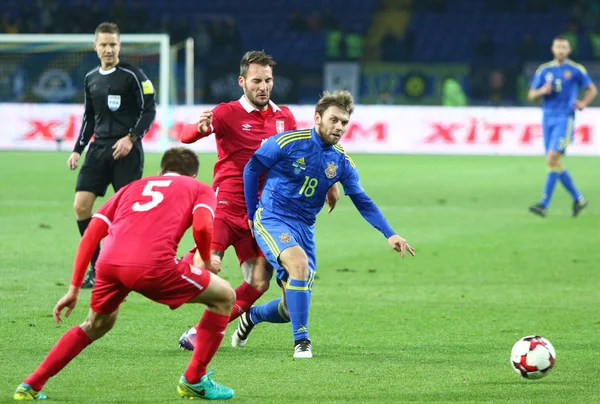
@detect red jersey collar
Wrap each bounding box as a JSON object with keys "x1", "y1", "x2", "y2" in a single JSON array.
[{"x1": 239, "y1": 95, "x2": 282, "y2": 113}]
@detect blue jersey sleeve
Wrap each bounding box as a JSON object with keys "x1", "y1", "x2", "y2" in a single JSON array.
[
  {"x1": 577, "y1": 66, "x2": 593, "y2": 89},
  {"x1": 243, "y1": 157, "x2": 269, "y2": 220},
  {"x1": 244, "y1": 137, "x2": 284, "y2": 219},
  {"x1": 349, "y1": 192, "x2": 396, "y2": 238},
  {"x1": 338, "y1": 154, "x2": 364, "y2": 195},
  {"x1": 254, "y1": 136, "x2": 284, "y2": 167},
  {"x1": 530, "y1": 67, "x2": 545, "y2": 89}
]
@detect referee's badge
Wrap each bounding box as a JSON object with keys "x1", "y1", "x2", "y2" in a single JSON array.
[{"x1": 107, "y1": 95, "x2": 121, "y2": 111}]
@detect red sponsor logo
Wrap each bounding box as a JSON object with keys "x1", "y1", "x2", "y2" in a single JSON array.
[
  {"x1": 21, "y1": 116, "x2": 164, "y2": 141},
  {"x1": 278, "y1": 121, "x2": 388, "y2": 143},
  {"x1": 423, "y1": 119, "x2": 592, "y2": 145}
]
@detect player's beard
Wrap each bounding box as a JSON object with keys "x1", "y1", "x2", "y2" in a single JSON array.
[
  {"x1": 318, "y1": 122, "x2": 341, "y2": 146},
  {"x1": 245, "y1": 86, "x2": 270, "y2": 108}
]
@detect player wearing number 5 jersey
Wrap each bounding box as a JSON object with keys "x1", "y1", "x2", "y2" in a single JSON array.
[
  {"x1": 14, "y1": 148, "x2": 235, "y2": 401},
  {"x1": 240, "y1": 90, "x2": 415, "y2": 359},
  {"x1": 527, "y1": 36, "x2": 597, "y2": 218}
]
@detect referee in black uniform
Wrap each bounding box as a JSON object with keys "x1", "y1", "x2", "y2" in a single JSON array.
[{"x1": 67, "y1": 22, "x2": 156, "y2": 288}]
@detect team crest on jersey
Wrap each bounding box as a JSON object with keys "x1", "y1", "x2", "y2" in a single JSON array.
[
  {"x1": 564, "y1": 70, "x2": 572, "y2": 80},
  {"x1": 325, "y1": 162, "x2": 338, "y2": 179},
  {"x1": 292, "y1": 157, "x2": 306, "y2": 174},
  {"x1": 279, "y1": 233, "x2": 291, "y2": 243},
  {"x1": 107, "y1": 95, "x2": 121, "y2": 111},
  {"x1": 276, "y1": 120, "x2": 285, "y2": 133}
]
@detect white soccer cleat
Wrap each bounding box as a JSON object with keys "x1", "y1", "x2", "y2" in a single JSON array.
[
  {"x1": 231, "y1": 311, "x2": 254, "y2": 347},
  {"x1": 293, "y1": 339, "x2": 312, "y2": 359},
  {"x1": 231, "y1": 330, "x2": 248, "y2": 347}
]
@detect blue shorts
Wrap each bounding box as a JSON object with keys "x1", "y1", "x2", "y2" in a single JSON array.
[
  {"x1": 542, "y1": 115, "x2": 574, "y2": 153},
  {"x1": 253, "y1": 207, "x2": 316, "y2": 290}
]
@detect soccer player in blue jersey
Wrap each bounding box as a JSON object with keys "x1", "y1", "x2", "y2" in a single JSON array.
[
  {"x1": 527, "y1": 35, "x2": 597, "y2": 217},
  {"x1": 239, "y1": 90, "x2": 415, "y2": 358}
]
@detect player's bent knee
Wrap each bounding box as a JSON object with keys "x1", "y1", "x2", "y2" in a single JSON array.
[
  {"x1": 208, "y1": 276, "x2": 236, "y2": 312},
  {"x1": 251, "y1": 278, "x2": 269, "y2": 294},
  {"x1": 73, "y1": 192, "x2": 96, "y2": 219},
  {"x1": 79, "y1": 310, "x2": 117, "y2": 341}
]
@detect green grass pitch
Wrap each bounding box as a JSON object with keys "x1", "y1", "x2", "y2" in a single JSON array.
[{"x1": 1, "y1": 151, "x2": 599, "y2": 403}]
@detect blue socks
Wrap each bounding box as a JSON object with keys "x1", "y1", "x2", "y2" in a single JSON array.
[
  {"x1": 249, "y1": 299, "x2": 289, "y2": 324},
  {"x1": 285, "y1": 278, "x2": 310, "y2": 342},
  {"x1": 540, "y1": 170, "x2": 560, "y2": 208},
  {"x1": 559, "y1": 169, "x2": 583, "y2": 202}
]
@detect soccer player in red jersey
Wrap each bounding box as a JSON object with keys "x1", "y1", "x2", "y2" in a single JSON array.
[
  {"x1": 14, "y1": 148, "x2": 235, "y2": 401},
  {"x1": 178, "y1": 50, "x2": 340, "y2": 350}
]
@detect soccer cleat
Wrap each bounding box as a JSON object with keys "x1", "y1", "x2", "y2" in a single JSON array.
[
  {"x1": 13, "y1": 383, "x2": 47, "y2": 400},
  {"x1": 179, "y1": 327, "x2": 197, "y2": 351},
  {"x1": 528, "y1": 203, "x2": 547, "y2": 218},
  {"x1": 231, "y1": 311, "x2": 254, "y2": 347},
  {"x1": 81, "y1": 268, "x2": 95, "y2": 289},
  {"x1": 293, "y1": 339, "x2": 313, "y2": 359},
  {"x1": 572, "y1": 200, "x2": 588, "y2": 217},
  {"x1": 177, "y1": 371, "x2": 234, "y2": 400}
]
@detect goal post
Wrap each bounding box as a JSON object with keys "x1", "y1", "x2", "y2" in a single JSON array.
[{"x1": 0, "y1": 33, "x2": 171, "y2": 143}]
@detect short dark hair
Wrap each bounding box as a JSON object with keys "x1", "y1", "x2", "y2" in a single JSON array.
[
  {"x1": 315, "y1": 90, "x2": 355, "y2": 117},
  {"x1": 553, "y1": 35, "x2": 569, "y2": 43},
  {"x1": 95, "y1": 22, "x2": 120, "y2": 37},
  {"x1": 160, "y1": 147, "x2": 199, "y2": 177},
  {"x1": 240, "y1": 50, "x2": 276, "y2": 77}
]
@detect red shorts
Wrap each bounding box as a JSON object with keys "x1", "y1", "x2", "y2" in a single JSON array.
[
  {"x1": 91, "y1": 259, "x2": 211, "y2": 315},
  {"x1": 210, "y1": 192, "x2": 263, "y2": 265}
]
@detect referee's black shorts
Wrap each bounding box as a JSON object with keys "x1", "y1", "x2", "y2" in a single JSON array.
[{"x1": 75, "y1": 140, "x2": 144, "y2": 197}]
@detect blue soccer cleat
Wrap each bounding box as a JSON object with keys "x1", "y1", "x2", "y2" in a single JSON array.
[
  {"x1": 179, "y1": 327, "x2": 197, "y2": 351},
  {"x1": 177, "y1": 371, "x2": 234, "y2": 400},
  {"x1": 13, "y1": 383, "x2": 47, "y2": 401}
]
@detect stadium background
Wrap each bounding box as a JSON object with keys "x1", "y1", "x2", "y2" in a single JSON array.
[{"x1": 2, "y1": 0, "x2": 600, "y2": 402}]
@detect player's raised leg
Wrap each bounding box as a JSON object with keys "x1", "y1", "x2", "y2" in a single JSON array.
[
  {"x1": 177, "y1": 271, "x2": 236, "y2": 400},
  {"x1": 14, "y1": 308, "x2": 118, "y2": 401}
]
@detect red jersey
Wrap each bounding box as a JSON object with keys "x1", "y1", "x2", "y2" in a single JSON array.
[
  {"x1": 182, "y1": 96, "x2": 297, "y2": 196},
  {"x1": 92, "y1": 174, "x2": 216, "y2": 268}
]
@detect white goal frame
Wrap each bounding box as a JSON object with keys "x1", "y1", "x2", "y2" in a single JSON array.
[{"x1": 0, "y1": 33, "x2": 171, "y2": 141}]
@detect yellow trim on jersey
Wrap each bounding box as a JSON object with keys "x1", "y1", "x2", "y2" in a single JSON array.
[
  {"x1": 535, "y1": 61, "x2": 557, "y2": 74},
  {"x1": 567, "y1": 60, "x2": 588, "y2": 74},
  {"x1": 276, "y1": 129, "x2": 311, "y2": 145},
  {"x1": 278, "y1": 134, "x2": 312, "y2": 149},
  {"x1": 254, "y1": 208, "x2": 281, "y2": 257},
  {"x1": 333, "y1": 144, "x2": 356, "y2": 168}
]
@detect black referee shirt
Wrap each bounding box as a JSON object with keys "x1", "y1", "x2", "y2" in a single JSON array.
[{"x1": 73, "y1": 62, "x2": 156, "y2": 153}]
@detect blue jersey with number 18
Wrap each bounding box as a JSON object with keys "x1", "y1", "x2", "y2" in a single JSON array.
[{"x1": 253, "y1": 128, "x2": 364, "y2": 225}]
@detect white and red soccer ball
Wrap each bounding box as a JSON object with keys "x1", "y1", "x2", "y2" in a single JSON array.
[{"x1": 510, "y1": 335, "x2": 556, "y2": 379}]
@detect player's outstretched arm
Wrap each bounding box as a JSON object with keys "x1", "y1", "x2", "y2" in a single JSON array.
[
  {"x1": 243, "y1": 156, "x2": 270, "y2": 231},
  {"x1": 348, "y1": 191, "x2": 415, "y2": 258},
  {"x1": 180, "y1": 109, "x2": 213, "y2": 143},
  {"x1": 192, "y1": 207, "x2": 217, "y2": 273},
  {"x1": 54, "y1": 218, "x2": 109, "y2": 323}
]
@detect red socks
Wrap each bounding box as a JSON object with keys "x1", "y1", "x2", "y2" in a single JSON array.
[
  {"x1": 183, "y1": 310, "x2": 229, "y2": 384},
  {"x1": 24, "y1": 326, "x2": 92, "y2": 391},
  {"x1": 228, "y1": 281, "x2": 263, "y2": 322}
]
